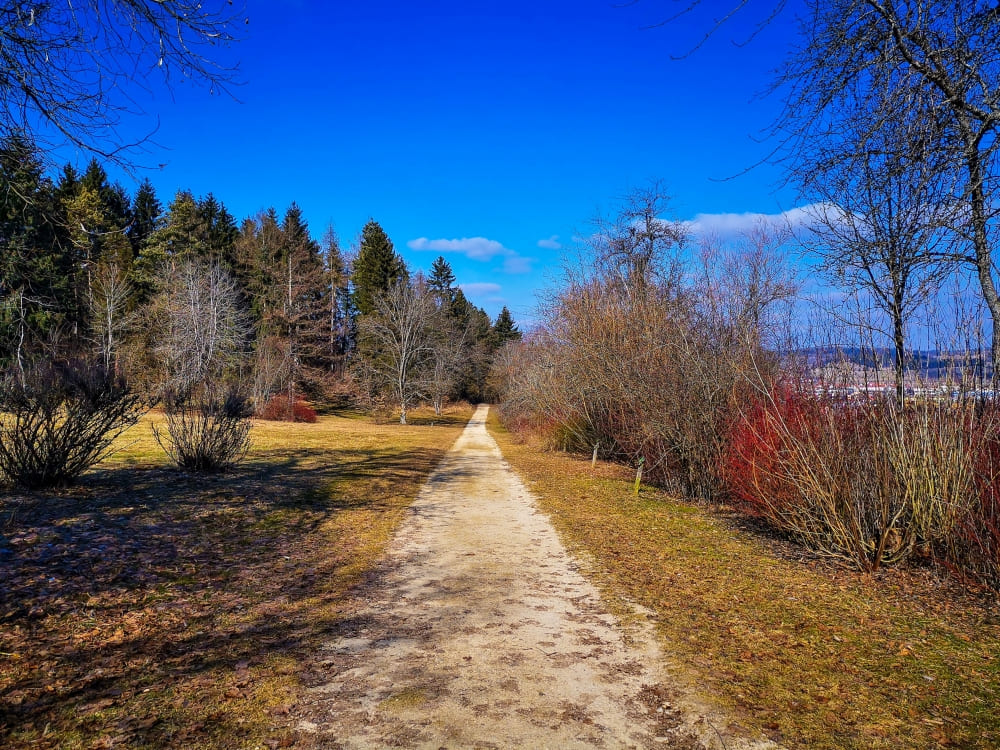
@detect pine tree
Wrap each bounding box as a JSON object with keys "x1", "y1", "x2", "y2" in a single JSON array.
[
  {"x1": 144, "y1": 190, "x2": 209, "y2": 267},
  {"x1": 441, "y1": 288, "x2": 495, "y2": 402},
  {"x1": 323, "y1": 225, "x2": 353, "y2": 371},
  {"x1": 130, "y1": 178, "x2": 162, "y2": 254},
  {"x1": 489, "y1": 306, "x2": 521, "y2": 349},
  {"x1": 238, "y1": 204, "x2": 330, "y2": 414},
  {"x1": 59, "y1": 162, "x2": 137, "y2": 373},
  {"x1": 54, "y1": 164, "x2": 79, "y2": 206},
  {"x1": 428, "y1": 256, "x2": 456, "y2": 304},
  {"x1": 235, "y1": 208, "x2": 283, "y2": 326},
  {"x1": 65, "y1": 159, "x2": 134, "y2": 270},
  {"x1": 0, "y1": 135, "x2": 79, "y2": 368},
  {"x1": 273, "y1": 204, "x2": 327, "y2": 405},
  {"x1": 351, "y1": 219, "x2": 406, "y2": 316},
  {"x1": 198, "y1": 193, "x2": 239, "y2": 269},
  {"x1": 280, "y1": 204, "x2": 329, "y2": 363}
]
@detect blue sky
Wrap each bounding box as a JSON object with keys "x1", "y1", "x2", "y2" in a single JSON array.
[{"x1": 88, "y1": 0, "x2": 807, "y2": 325}]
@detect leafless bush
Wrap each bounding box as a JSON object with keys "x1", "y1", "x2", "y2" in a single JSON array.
[
  {"x1": 498, "y1": 271, "x2": 774, "y2": 499},
  {"x1": 152, "y1": 389, "x2": 252, "y2": 472},
  {"x1": 726, "y1": 388, "x2": 987, "y2": 571},
  {"x1": 497, "y1": 199, "x2": 794, "y2": 501},
  {"x1": 730, "y1": 394, "x2": 915, "y2": 568},
  {"x1": 0, "y1": 360, "x2": 146, "y2": 489}
]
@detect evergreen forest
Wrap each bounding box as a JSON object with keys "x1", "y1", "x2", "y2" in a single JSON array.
[{"x1": 0, "y1": 135, "x2": 521, "y2": 427}]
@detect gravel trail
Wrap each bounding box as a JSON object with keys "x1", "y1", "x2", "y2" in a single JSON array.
[{"x1": 295, "y1": 405, "x2": 778, "y2": 750}]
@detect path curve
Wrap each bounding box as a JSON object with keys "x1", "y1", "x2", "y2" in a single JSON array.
[{"x1": 296, "y1": 406, "x2": 776, "y2": 749}]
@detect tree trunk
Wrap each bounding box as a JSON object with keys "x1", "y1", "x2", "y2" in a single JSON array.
[
  {"x1": 891, "y1": 293, "x2": 906, "y2": 408},
  {"x1": 966, "y1": 143, "x2": 1000, "y2": 386}
]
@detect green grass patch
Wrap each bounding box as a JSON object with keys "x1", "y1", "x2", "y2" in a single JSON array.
[
  {"x1": 488, "y1": 410, "x2": 1000, "y2": 749},
  {"x1": 0, "y1": 404, "x2": 472, "y2": 749}
]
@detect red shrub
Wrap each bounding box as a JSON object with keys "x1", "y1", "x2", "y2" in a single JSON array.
[
  {"x1": 960, "y1": 405, "x2": 1000, "y2": 589},
  {"x1": 258, "y1": 394, "x2": 318, "y2": 423},
  {"x1": 722, "y1": 386, "x2": 825, "y2": 520},
  {"x1": 728, "y1": 392, "x2": 1000, "y2": 588}
]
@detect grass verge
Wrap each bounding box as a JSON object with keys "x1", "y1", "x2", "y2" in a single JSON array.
[
  {"x1": 0, "y1": 405, "x2": 471, "y2": 749},
  {"x1": 488, "y1": 411, "x2": 1000, "y2": 750}
]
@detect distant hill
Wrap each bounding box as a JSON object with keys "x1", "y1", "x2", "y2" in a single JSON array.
[{"x1": 785, "y1": 346, "x2": 992, "y2": 381}]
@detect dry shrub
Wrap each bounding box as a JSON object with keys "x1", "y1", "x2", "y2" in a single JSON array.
[
  {"x1": 0, "y1": 360, "x2": 146, "y2": 489},
  {"x1": 153, "y1": 390, "x2": 252, "y2": 471},
  {"x1": 498, "y1": 275, "x2": 770, "y2": 500},
  {"x1": 258, "y1": 393, "x2": 318, "y2": 423},
  {"x1": 725, "y1": 390, "x2": 909, "y2": 568},
  {"x1": 495, "y1": 199, "x2": 794, "y2": 501},
  {"x1": 886, "y1": 404, "x2": 979, "y2": 551},
  {"x1": 723, "y1": 387, "x2": 825, "y2": 521},
  {"x1": 955, "y1": 405, "x2": 1000, "y2": 590},
  {"x1": 725, "y1": 389, "x2": 992, "y2": 576}
]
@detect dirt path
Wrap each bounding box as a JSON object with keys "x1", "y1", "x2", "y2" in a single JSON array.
[{"x1": 295, "y1": 406, "x2": 776, "y2": 749}]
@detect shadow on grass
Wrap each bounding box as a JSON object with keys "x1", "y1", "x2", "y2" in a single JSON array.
[{"x1": 0, "y1": 443, "x2": 453, "y2": 749}]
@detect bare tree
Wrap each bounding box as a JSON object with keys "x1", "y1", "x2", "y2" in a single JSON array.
[
  {"x1": 774, "y1": 0, "x2": 1000, "y2": 380},
  {"x1": 357, "y1": 278, "x2": 437, "y2": 424},
  {"x1": 0, "y1": 1, "x2": 242, "y2": 162},
  {"x1": 796, "y1": 88, "x2": 955, "y2": 403},
  {"x1": 88, "y1": 260, "x2": 135, "y2": 373},
  {"x1": 427, "y1": 316, "x2": 467, "y2": 416},
  {"x1": 651, "y1": 1, "x2": 1000, "y2": 378},
  {"x1": 586, "y1": 180, "x2": 687, "y2": 299},
  {"x1": 151, "y1": 259, "x2": 249, "y2": 396},
  {"x1": 250, "y1": 334, "x2": 291, "y2": 414},
  {"x1": 698, "y1": 220, "x2": 799, "y2": 344}
]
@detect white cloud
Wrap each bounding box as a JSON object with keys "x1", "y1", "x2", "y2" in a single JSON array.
[
  {"x1": 407, "y1": 235, "x2": 534, "y2": 274},
  {"x1": 537, "y1": 235, "x2": 562, "y2": 250},
  {"x1": 683, "y1": 204, "x2": 828, "y2": 238},
  {"x1": 460, "y1": 282, "x2": 502, "y2": 295},
  {"x1": 407, "y1": 236, "x2": 507, "y2": 261}
]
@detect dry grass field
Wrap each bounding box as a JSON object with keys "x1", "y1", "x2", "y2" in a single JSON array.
[
  {"x1": 0, "y1": 405, "x2": 471, "y2": 749},
  {"x1": 488, "y1": 412, "x2": 1000, "y2": 750}
]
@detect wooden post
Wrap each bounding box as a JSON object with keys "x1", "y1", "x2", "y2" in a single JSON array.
[
  {"x1": 591, "y1": 443, "x2": 599, "y2": 468},
  {"x1": 633, "y1": 457, "x2": 644, "y2": 495}
]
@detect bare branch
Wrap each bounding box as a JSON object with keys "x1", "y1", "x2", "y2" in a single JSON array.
[{"x1": 0, "y1": 1, "x2": 244, "y2": 167}]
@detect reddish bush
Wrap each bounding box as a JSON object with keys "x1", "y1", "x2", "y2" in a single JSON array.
[
  {"x1": 258, "y1": 394, "x2": 318, "y2": 423},
  {"x1": 722, "y1": 386, "x2": 826, "y2": 520},
  {"x1": 959, "y1": 405, "x2": 1000, "y2": 590},
  {"x1": 725, "y1": 390, "x2": 1000, "y2": 587},
  {"x1": 723, "y1": 388, "x2": 915, "y2": 571}
]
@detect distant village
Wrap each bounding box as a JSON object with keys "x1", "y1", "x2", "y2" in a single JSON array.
[{"x1": 794, "y1": 348, "x2": 994, "y2": 401}]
